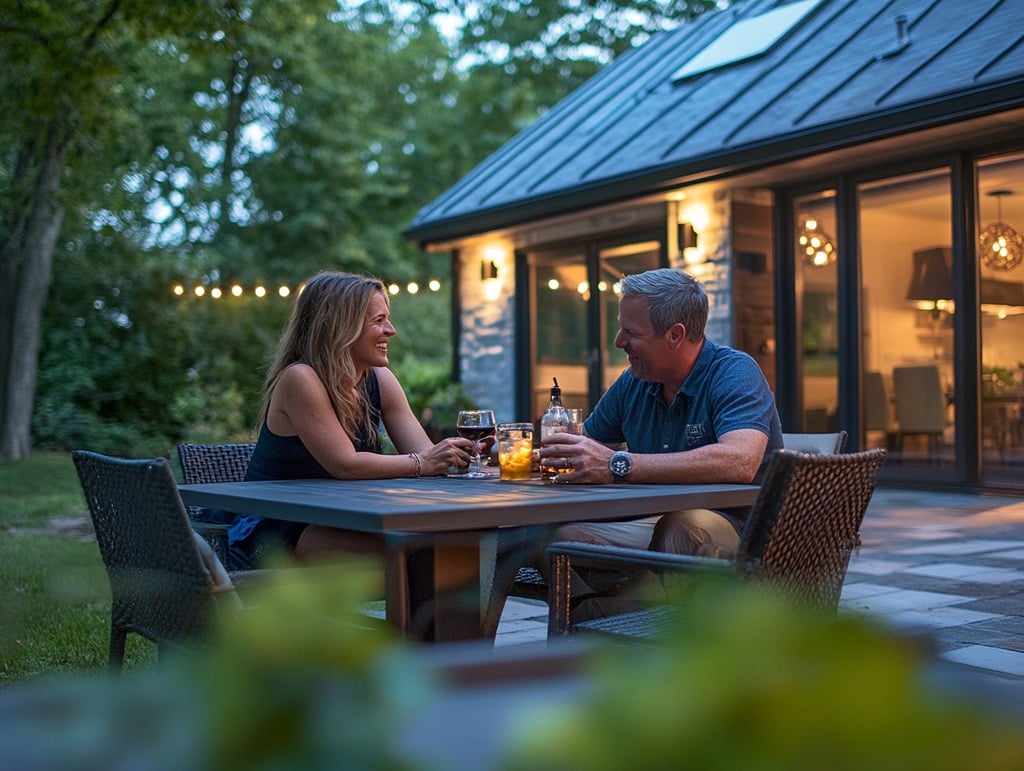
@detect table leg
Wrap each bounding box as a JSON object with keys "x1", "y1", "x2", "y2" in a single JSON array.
[
  {"x1": 395, "y1": 533, "x2": 488, "y2": 642},
  {"x1": 384, "y1": 541, "x2": 411, "y2": 636}
]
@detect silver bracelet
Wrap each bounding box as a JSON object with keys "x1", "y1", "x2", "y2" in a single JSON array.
[{"x1": 408, "y1": 452, "x2": 421, "y2": 477}]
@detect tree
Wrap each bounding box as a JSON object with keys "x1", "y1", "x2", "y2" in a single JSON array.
[
  {"x1": 8, "y1": 0, "x2": 721, "y2": 457},
  {"x1": 412, "y1": 0, "x2": 718, "y2": 167},
  {"x1": 0, "y1": 0, "x2": 220, "y2": 459}
]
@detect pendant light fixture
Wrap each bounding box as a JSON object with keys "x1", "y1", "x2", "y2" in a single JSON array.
[
  {"x1": 798, "y1": 217, "x2": 836, "y2": 267},
  {"x1": 979, "y1": 190, "x2": 1023, "y2": 271}
]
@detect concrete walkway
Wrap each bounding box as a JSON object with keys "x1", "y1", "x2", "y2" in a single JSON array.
[{"x1": 493, "y1": 486, "x2": 1024, "y2": 682}]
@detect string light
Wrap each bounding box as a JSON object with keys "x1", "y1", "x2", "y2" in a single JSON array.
[{"x1": 171, "y1": 278, "x2": 445, "y2": 299}]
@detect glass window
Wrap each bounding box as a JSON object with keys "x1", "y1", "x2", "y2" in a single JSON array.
[
  {"x1": 977, "y1": 153, "x2": 1024, "y2": 481},
  {"x1": 528, "y1": 238, "x2": 661, "y2": 421},
  {"x1": 858, "y1": 170, "x2": 954, "y2": 466},
  {"x1": 794, "y1": 191, "x2": 838, "y2": 432},
  {"x1": 530, "y1": 250, "x2": 590, "y2": 420}
]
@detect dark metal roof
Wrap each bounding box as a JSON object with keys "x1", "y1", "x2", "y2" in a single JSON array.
[{"x1": 407, "y1": 0, "x2": 1024, "y2": 244}]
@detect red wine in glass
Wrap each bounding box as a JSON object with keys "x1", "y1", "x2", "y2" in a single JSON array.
[{"x1": 456, "y1": 410, "x2": 495, "y2": 478}]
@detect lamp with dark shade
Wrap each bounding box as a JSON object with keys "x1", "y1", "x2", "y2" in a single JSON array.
[
  {"x1": 981, "y1": 277, "x2": 1024, "y2": 318},
  {"x1": 906, "y1": 247, "x2": 953, "y2": 317}
]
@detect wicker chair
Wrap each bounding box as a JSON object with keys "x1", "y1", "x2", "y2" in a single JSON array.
[
  {"x1": 504, "y1": 432, "x2": 848, "y2": 610},
  {"x1": 73, "y1": 450, "x2": 245, "y2": 670},
  {"x1": 176, "y1": 442, "x2": 256, "y2": 568},
  {"x1": 547, "y1": 447, "x2": 887, "y2": 638}
]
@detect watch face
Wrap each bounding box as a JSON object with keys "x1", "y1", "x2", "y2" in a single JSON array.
[{"x1": 610, "y1": 452, "x2": 632, "y2": 476}]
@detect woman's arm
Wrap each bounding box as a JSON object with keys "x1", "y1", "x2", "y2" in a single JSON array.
[
  {"x1": 269, "y1": 364, "x2": 471, "y2": 479},
  {"x1": 376, "y1": 367, "x2": 475, "y2": 476}
]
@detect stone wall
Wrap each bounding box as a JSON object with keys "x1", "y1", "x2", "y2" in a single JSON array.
[{"x1": 457, "y1": 242, "x2": 518, "y2": 422}]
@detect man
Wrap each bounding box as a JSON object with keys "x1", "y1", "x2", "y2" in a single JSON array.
[{"x1": 534, "y1": 267, "x2": 783, "y2": 614}]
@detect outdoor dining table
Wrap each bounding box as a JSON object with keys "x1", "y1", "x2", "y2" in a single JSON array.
[{"x1": 177, "y1": 474, "x2": 760, "y2": 642}]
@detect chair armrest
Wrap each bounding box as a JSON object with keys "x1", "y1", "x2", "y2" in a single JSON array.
[
  {"x1": 546, "y1": 541, "x2": 732, "y2": 574},
  {"x1": 546, "y1": 541, "x2": 735, "y2": 636}
]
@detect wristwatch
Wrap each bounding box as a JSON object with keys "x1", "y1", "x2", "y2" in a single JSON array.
[{"x1": 608, "y1": 450, "x2": 633, "y2": 483}]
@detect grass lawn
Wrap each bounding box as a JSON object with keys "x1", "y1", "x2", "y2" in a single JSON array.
[{"x1": 0, "y1": 452, "x2": 156, "y2": 683}]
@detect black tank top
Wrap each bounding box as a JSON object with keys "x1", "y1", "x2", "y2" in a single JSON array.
[{"x1": 244, "y1": 368, "x2": 382, "y2": 481}]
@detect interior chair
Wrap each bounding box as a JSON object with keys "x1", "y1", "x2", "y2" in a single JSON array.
[
  {"x1": 864, "y1": 371, "x2": 894, "y2": 449},
  {"x1": 176, "y1": 442, "x2": 256, "y2": 568},
  {"x1": 891, "y1": 364, "x2": 947, "y2": 463},
  {"x1": 546, "y1": 447, "x2": 887, "y2": 638},
  {"x1": 782, "y1": 430, "x2": 847, "y2": 454},
  {"x1": 73, "y1": 449, "x2": 245, "y2": 670}
]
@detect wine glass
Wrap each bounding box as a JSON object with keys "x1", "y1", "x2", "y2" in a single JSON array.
[{"x1": 456, "y1": 410, "x2": 496, "y2": 478}]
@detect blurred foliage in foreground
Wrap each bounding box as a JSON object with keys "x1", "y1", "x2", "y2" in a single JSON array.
[
  {"x1": 503, "y1": 586, "x2": 1024, "y2": 770},
  {"x1": 2, "y1": 571, "x2": 1023, "y2": 770}
]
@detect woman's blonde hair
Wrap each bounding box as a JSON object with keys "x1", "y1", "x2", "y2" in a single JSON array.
[{"x1": 259, "y1": 271, "x2": 386, "y2": 446}]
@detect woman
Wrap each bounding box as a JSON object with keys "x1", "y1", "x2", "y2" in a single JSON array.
[{"x1": 227, "y1": 271, "x2": 474, "y2": 567}]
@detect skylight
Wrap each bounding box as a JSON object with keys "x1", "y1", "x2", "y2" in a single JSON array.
[{"x1": 672, "y1": 0, "x2": 826, "y2": 82}]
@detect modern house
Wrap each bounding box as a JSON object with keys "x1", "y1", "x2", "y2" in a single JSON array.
[{"x1": 406, "y1": 0, "x2": 1024, "y2": 493}]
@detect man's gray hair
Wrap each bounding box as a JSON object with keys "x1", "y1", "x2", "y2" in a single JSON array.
[{"x1": 621, "y1": 268, "x2": 707, "y2": 342}]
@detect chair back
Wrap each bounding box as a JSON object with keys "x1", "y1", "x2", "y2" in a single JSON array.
[
  {"x1": 892, "y1": 365, "x2": 946, "y2": 433},
  {"x1": 737, "y1": 447, "x2": 886, "y2": 612},
  {"x1": 176, "y1": 443, "x2": 256, "y2": 568},
  {"x1": 781, "y1": 431, "x2": 847, "y2": 454},
  {"x1": 177, "y1": 442, "x2": 255, "y2": 487},
  {"x1": 864, "y1": 371, "x2": 891, "y2": 433},
  {"x1": 73, "y1": 449, "x2": 226, "y2": 668}
]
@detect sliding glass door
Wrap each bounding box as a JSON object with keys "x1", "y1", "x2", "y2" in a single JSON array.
[{"x1": 527, "y1": 233, "x2": 663, "y2": 422}]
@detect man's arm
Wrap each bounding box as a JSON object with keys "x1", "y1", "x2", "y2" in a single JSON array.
[{"x1": 538, "y1": 427, "x2": 767, "y2": 485}]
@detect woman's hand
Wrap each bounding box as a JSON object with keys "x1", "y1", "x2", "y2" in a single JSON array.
[{"x1": 417, "y1": 437, "x2": 475, "y2": 476}]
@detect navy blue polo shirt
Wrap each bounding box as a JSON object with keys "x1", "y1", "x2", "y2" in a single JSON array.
[{"x1": 585, "y1": 338, "x2": 783, "y2": 484}]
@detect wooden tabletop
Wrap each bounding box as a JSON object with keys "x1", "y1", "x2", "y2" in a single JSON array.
[{"x1": 177, "y1": 475, "x2": 760, "y2": 535}]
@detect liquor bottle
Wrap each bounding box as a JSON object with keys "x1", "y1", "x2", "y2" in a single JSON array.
[{"x1": 539, "y1": 377, "x2": 569, "y2": 482}]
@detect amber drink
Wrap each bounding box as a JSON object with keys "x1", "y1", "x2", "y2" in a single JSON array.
[{"x1": 498, "y1": 423, "x2": 534, "y2": 481}]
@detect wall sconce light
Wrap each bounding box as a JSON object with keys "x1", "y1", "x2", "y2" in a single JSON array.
[
  {"x1": 480, "y1": 259, "x2": 499, "y2": 281},
  {"x1": 678, "y1": 222, "x2": 699, "y2": 251},
  {"x1": 798, "y1": 217, "x2": 837, "y2": 267},
  {"x1": 979, "y1": 190, "x2": 1023, "y2": 271}
]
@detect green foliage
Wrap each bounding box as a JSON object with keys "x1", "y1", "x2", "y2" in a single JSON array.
[
  {"x1": 392, "y1": 356, "x2": 479, "y2": 439},
  {"x1": 14, "y1": 0, "x2": 725, "y2": 452},
  {"x1": 503, "y1": 586, "x2": 1024, "y2": 770},
  {"x1": 4, "y1": 521, "x2": 1024, "y2": 770},
  {"x1": 34, "y1": 224, "x2": 196, "y2": 456},
  {"x1": 0, "y1": 453, "x2": 156, "y2": 680}
]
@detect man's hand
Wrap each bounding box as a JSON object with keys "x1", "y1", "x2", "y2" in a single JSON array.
[{"x1": 538, "y1": 433, "x2": 614, "y2": 483}]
